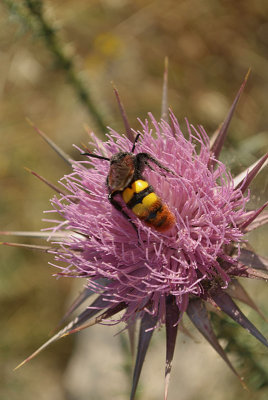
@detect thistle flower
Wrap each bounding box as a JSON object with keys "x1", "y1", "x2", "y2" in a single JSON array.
[{"x1": 3, "y1": 71, "x2": 268, "y2": 400}]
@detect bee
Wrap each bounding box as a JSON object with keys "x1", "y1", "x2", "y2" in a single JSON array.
[{"x1": 82, "y1": 134, "x2": 176, "y2": 232}]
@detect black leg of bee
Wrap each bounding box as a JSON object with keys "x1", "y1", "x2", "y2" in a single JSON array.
[
  {"x1": 109, "y1": 193, "x2": 138, "y2": 233},
  {"x1": 136, "y1": 153, "x2": 175, "y2": 176},
  {"x1": 144, "y1": 161, "x2": 156, "y2": 172},
  {"x1": 131, "y1": 133, "x2": 141, "y2": 153},
  {"x1": 142, "y1": 160, "x2": 169, "y2": 179}
]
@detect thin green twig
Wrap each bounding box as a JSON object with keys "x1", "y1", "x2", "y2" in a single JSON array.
[
  {"x1": 4, "y1": 0, "x2": 107, "y2": 135},
  {"x1": 211, "y1": 312, "x2": 268, "y2": 391}
]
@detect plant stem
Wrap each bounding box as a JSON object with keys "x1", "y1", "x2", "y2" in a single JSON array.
[{"x1": 4, "y1": 0, "x2": 107, "y2": 135}]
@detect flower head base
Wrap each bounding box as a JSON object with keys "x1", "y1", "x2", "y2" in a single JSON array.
[{"x1": 7, "y1": 74, "x2": 268, "y2": 400}]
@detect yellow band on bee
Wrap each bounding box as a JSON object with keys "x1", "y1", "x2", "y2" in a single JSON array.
[
  {"x1": 132, "y1": 203, "x2": 147, "y2": 217},
  {"x1": 132, "y1": 192, "x2": 159, "y2": 217},
  {"x1": 131, "y1": 180, "x2": 148, "y2": 193},
  {"x1": 122, "y1": 187, "x2": 134, "y2": 203},
  {"x1": 122, "y1": 180, "x2": 149, "y2": 204},
  {"x1": 142, "y1": 192, "x2": 158, "y2": 207}
]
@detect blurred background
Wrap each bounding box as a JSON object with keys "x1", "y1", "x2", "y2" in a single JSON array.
[{"x1": 0, "y1": 1, "x2": 267, "y2": 399}]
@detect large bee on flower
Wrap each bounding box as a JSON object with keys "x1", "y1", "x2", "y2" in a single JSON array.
[{"x1": 83, "y1": 133, "x2": 176, "y2": 231}]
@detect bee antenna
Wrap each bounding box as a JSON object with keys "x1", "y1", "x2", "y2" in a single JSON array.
[
  {"x1": 81, "y1": 153, "x2": 110, "y2": 161},
  {"x1": 131, "y1": 133, "x2": 141, "y2": 153}
]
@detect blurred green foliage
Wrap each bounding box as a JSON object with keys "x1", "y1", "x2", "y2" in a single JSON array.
[{"x1": 0, "y1": 1, "x2": 267, "y2": 399}]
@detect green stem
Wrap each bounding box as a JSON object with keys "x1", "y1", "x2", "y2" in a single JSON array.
[{"x1": 5, "y1": 0, "x2": 107, "y2": 135}]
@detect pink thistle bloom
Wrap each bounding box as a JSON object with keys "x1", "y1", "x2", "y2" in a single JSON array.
[
  {"x1": 51, "y1": 114, "x2": 248, "y2": 322},
  {"x1": 6, "y1": 73, "x2": 268, "y2": 399}
]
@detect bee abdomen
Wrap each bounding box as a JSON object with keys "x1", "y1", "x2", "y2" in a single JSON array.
[{"x1": 122, "y1": 179, "x2": 175, "y2": 231}]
